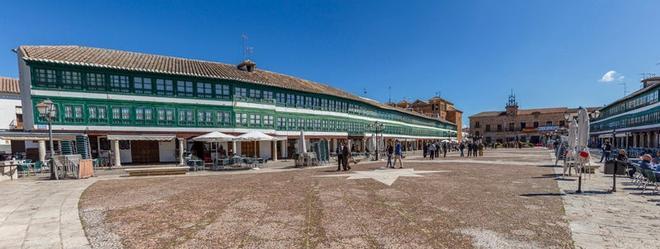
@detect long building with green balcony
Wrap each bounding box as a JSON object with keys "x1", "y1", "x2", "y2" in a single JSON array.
[
  {"x1": 590, "y1": 76, "x2": 660, "y2": 148},
  {"x1": 15, "y1": 45, "x2": 457, "y2": 165}
]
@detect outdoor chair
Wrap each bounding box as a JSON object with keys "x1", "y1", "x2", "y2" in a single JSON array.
[
  {"x1": 18, "y1": 162, "x2": 31, "y2": 177},
  {"x1": 641, "y1": 169, "x2": 658, "y2": 195},
  {"x1": 32, "y1": 161, "x2": 44, "y2": 175}
]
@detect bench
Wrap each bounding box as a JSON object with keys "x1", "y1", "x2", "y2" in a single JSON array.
[{"x1": 124, "y1": 167, "x2": 189, "y2": 177}]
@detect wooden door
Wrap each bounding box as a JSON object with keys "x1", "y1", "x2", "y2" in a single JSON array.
[{"x1": 130, "y1": 141, "x2": 160, "y2": 164}]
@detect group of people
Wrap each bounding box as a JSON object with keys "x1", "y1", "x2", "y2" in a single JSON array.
[
  {"x1": 421, "y1": 141, "x2": 484, "y2": 159},
  {"x1": 385, "y1": 140, "x2": 404, "y2": 168},
  {"x1": 459, "y1": 142, "x2": 484, "y2": 157},
  {"x1": 423, "y1": 141, "x2": 448, "y2": 159}
]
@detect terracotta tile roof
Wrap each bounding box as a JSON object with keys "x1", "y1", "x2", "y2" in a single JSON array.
[
  {"x1": 470, "y1": 107, "x2": 599, "y2": 118},
  {"x1": 19, "y1": 45, "x2": 453, "y2": 125},
  {"x1": 0, "y1": 77, "x2": 19, "y2": 94}
]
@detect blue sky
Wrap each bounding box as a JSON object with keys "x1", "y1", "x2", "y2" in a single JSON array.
[{"x1": 1, "y1": 0, "x2": 659, "y2": 125}]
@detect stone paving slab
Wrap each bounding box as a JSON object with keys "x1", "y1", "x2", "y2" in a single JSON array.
[
  {"x1": 550, "y1": 151, "x2": 660, "y2": 249},
  {"x1": 0, "y1": 178, "x2": 96, "y2": 249}
]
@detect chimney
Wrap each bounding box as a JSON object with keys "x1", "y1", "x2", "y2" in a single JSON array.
[{"x1": 237, "y1": 60, "x2": 256, "y2": 72}]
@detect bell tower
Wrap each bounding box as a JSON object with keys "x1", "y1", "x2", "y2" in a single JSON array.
[{"x1": 505, "y1": 90, "x2": 518, "y2": 116}]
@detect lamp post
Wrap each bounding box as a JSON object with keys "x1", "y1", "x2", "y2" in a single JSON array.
[
  {"x1": 368, "y1": 121, "x2": 384, "y2": 160},
  {"x1": 36, "y1": 99, "x2": 58, "y2": 180}
]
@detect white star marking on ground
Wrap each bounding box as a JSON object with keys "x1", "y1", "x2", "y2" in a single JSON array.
[{"x1": 314, "y1": 168, "x2": 449, "y2": 186}]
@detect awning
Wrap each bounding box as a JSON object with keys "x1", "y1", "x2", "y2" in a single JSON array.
[
  {"x1": 106, "y1": 135, "x2": 176, "y2": 141},
  {"x1": 0, "y1": 131, "x2": 80, "y2": 141}
]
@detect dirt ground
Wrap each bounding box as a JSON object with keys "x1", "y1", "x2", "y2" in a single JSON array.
[{"x1": 79, "y1": 149, "x2": 573, "y2": 249}]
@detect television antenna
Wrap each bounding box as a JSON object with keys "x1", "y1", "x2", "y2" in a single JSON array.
[
  {"x1": 617, "y1": 82, "x2": 628, "y2": 96},
  {"x1": 388, "y1": 86, "x2": 392, "y2": 103},
  {"x1": 241, "y1": 34, "x2": 254, "y2": 60}
]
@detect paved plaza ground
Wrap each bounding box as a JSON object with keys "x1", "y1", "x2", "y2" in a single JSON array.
[
  {"x1": 78, "y1": 149, "x2": 573, "y2": 249},
  {"x1": 2, "y1": 148, "x2": 659, "y2": 249}
]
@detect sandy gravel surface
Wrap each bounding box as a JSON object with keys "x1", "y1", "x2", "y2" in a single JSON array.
[{"x1": 80, "y1": 149, "x2": 573, "y2": 249}]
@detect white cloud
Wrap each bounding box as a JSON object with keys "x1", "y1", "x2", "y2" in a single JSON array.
[{"x1": 599, "y1": 70, "x2": 624, "y2": 82}]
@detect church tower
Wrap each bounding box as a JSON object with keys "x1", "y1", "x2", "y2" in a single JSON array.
[{"x1": 505, "y1": 90, "x2": 518, "y2": 116}]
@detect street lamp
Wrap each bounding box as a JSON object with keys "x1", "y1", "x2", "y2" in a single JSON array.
[
  {"x1": 36, "y1": 99, "x2": 58, "y2": 180},
  {"x1": 368, "y1": 121, "x2": 384, "y2": 160}
]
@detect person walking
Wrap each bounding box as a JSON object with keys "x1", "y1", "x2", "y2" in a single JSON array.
[
  {"x1": 472, "y1": 143, "x2": 478, "y2": 157},
  {"x1": 423, "y1": 143, "x2": 427, "y2": 158},
  {"x1": 467, "y1": 142, "x2": 473, "y2": 157},
  {"x1": 336, "y1": 143, "x2": 344, "y2": 171},
  {"x1": 478, "y1": 143, "x2": 484, "y2": 156},
  {"x1": 599, "y1": 141, "x2": 611, "y2": 163},
  {"x1": 459, "y1": 143, "x2": 465, "y2": 157},
  {"x1": 342, "y1": 143, "x2": 351, "y2": 171},
  {"x1": 394, "y1": 140, "x2": 404, "y2": 168},
  {"x1": 429, "y1": 143, "x2": 436, "y2": 160},
  {"x1": 442, "y1": 142, "x2": 448, "y2": 158},
  {"x1": 386, "y1": 143, "x2": 394, "y2": 168}
]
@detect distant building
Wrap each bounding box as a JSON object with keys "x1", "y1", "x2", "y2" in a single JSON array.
[
  {"x1": 469, "y1": 93, "x2": 597, "y2": 145},
  {"x1": 389, "y1": 96, "x2": 463, "y2": 141},
  {"x1": 0, "y1": 77, "x2": 21, "y2": 152},
  {"x1": 590, "y1": 76, "x2": 659, "y2": 148}
]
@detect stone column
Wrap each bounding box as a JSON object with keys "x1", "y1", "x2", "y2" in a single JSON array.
[
  {"x1": 38, "y1": 140, "x2": 46, "y2": 163},
  {"x1": 113, "y1": 140, "x2": 121, "y2": 167},
  {"x1": 178, "y1": 138, "x2": 185, "y2": 166},
  {"x1": 232, "y1": 141, "x2": 238, "y2": 156},
  {"x1": 272, "y1": 140, "x2": 278, "y2": 161}
]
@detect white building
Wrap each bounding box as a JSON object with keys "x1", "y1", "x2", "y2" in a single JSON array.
[{"x1": 0, "y1": 77, "x2": 21, "y2": 153}]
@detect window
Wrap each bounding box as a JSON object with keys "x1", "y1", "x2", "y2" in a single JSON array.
[
  {"x1": 249, "y1": 114, "x2": 261, "y2": 126},
  {"x1": 111, "y1": 107, "x2": 130, "y2": 123},
  {"x1": 236, "y1": 113, "x2": 248, "y2": 125},
  {"x1": 264, "y1": 115, "x2": 274, "y2": 126},
  {"x1": 287, "y1": 94, "x2": 295, "y2": 106},
  {"x1": 545, "y1": 121, "x2": 553, "y2": 126},
  {"x1": 197, "y1": 82, "x2": 212, "y2": 98},
  {"x1": 156, "y1": 79, "x2": 174, "y2": 96},
  {"x1": 88, "y1": 106, "x2": 107, "y2": 122},
  {"x1": 34, "y1": 68, "x2": 57, "y2": 87},
  {"x1": 533, "y1": 122, "x2": 539, "y2": 128},
  {"x1": 276, "y1": 117, "x2": 285, "y2": 129},
  {"x1": 559, "y1": 120, "x2": 565, "y2": 127},
  {"x1": 121, "y1": 107, "x2": 130, "y2": 120},
  {"x1": 296, "y1": 95, "x2": 303, "y2": 107},
  {"x1": 249, "y1": 89, "x2": 261, "y2": 99},
  {"x1": 157, "y1": 109, "x2": 175, "y2": 124},
  {"x1": 235, "y1": 87, "x2": 247, "y2": 98},
  {"x1": 496, "y1": 124, "x2": 502, "y2": 132},
  {"x1": 61, "y1": 71, "x2": 82, "y2": 89},
  {"x1": 178, "y1": 110, "x2": 194, "y2": 125},
  {"x1": 305, "y1": 97, "x2": 312, "y2": 107},
  {"x1": 109, "y1": 75, "x2": 129, "y2": 92},
  {"x1": 197, "y1": 111, "x2": 213, "y2": 125},
  {"x1": 86, "y1": 73, "x2": 105, "y2": 91},
  {"x1": 474, "y1": 122, "x2": 481, "y2": 128},
  {"x1": 485, "y1": 125, "x2": 491, "y2": 132},
  {"x1": 276, "y1": 93, "x2": 286, "y2": 104},
  {"x1": 508, "y1": 122, "x2": 514, "y2": 131},
  {"x1": 263, "y1": 91, "x2": 273, "y2": 100},
  {"x1": 215, "y1": 84, "x2": 230, "y2": 98},
  {"x1": 135, "y1": 107, "x2": 153, "y2": 122},
  {"x1": 134, "y1": 77, "x2": 153, "y2": 94},
  {"x1": 217, "y1": 111, "x2": 231, "y2": 125},
  {"x1": 177, "y1": 81, "x2": 193, "y2": 97}
]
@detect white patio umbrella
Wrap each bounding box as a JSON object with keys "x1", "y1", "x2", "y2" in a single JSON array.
[
  {"x1": 568, "y1": 118, "x2": 578, "y2": 149},
  {"x1": 577, "y1": 107, "x2": 590, "y2": 150},
  {"x1": 192, "y1": 131, "x2": 237, "y2": 158},
  {"x1": 299, "y1": 130, "x2": 307, "y2": 153},
  {"x1": 192, "y1": 131, "x2": 236, "y2": 142}
]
